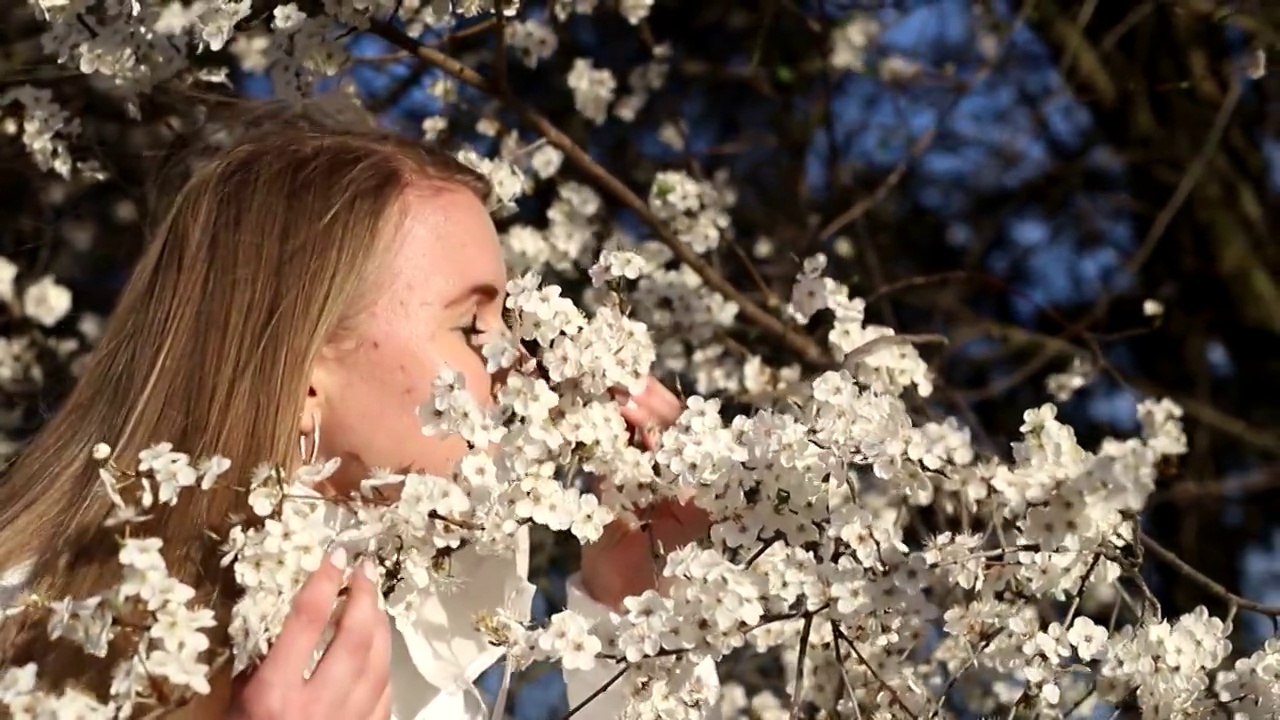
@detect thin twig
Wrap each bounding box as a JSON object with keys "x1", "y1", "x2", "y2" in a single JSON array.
[
  {"x1": 829, "y1": 619, "x2": 862, "y2": 719},
  {"x1": 492, "y1": 0, "x2": 508, "y2": 93},
  {"x1": 1139, "y1": 531, "x2": 1280, "y2": 616},
  {"x1": 841, "y1": 333, "x2": 948, "y2": 366},
  {"x1": 836, "y1": 627, "x2": 920, "y2": 718},
  {"x1": 561, "y1": 665, "x2": 629, "y2": 719},
  {"x1": 1065, "y1": 552, "x2": 1103, "y2": 625},
  {"x1": 815, "y1": 0, "x2": 1038, "y2": 242},
  {"x1": 788, "y1": 613, "x2": 815, "y2": 720}
]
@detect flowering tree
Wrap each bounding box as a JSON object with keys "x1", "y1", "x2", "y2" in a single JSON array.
[{"x1": 2, "y1": 0, "x2": 1279, "y2": 719}]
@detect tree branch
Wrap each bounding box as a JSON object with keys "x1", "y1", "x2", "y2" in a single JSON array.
[
  {"x1": 953, "y1": 319, "x2": 1280, "y2": 453},
  {"x1": 1139, "y1": 530, "x2": 1280, "y2": 617}
]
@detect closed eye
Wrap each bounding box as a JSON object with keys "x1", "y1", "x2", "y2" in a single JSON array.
[{"x1": 461, "y1": 316, "x2": 484, "y2": 346}]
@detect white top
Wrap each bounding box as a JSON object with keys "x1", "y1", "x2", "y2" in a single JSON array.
[{"x1": 0, "y1": 533, "x2": 720, "y2": 719}]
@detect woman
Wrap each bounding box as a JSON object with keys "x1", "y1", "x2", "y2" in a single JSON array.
[{"x1": 0, "y1": 98, "x2": 716, "y2": 718}]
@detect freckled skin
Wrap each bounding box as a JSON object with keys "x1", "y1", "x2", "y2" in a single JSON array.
[{"x1": 305, "y1": 182, "x2": 508, "y2": 490}]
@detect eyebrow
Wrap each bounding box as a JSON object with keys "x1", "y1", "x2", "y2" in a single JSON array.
[{"x1": 443, "y1": 282, "x2": 501, "y2": 309}]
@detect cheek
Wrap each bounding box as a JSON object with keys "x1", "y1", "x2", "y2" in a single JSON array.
[
  {"x1": 322, "y1": 337, "x2": 420, "y2": 430},
  {"x1": 359, "y1": 333, "x2": 493, "y2": 413},
  {"x1": 339, "y1": 338, "x2": 494, "y2": 473},
  {"x1": 330, "y1": 347, "x2": 424, "y2": 446},
  {"x1": 461, "y1": 355, "x2": 495, "y2": 407},
  {"x1": 425, "y1": 341, "x2": 495, "y2": 408}
]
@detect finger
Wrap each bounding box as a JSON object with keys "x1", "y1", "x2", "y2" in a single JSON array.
[
  {"x1": 632, "y1": 377, "x2": 682, "y2": 424},
  {"x1": 660, "y1": 496, "x2": 709, "y2": 520},
  {"x1": 357, "y1": 589, "x2": 393, "y2": 714},
  {"x1": 310, "y1": 559, "x2": 384, "y2": 703},
  {"x1": 616, "y1": 405, "x2": 661, "y2": 450},
  {"x1": 654, "y1": 504, "x2": 713, "y2": 545},
  {"x1": 369, "y1": 682, "x2": 392, "y2": 720},
  {"x1": 616, "y1": 391, "x2": 650, "y2": 425},
  {"x1": 619, "y1": 382, "x2": 682, "y2": 449},
  {"x1": 615, "y1": 377, "x2": 679, "y2": 418},
  {"x1": 619, "y1": 377, "x2": 660, "y2": 406},
  {"x1": 257, "y1": 547, "x2": 348, "y2": 681},
  {"x1": 636, "y1": 424, "x2": 662, "y2": 451}
]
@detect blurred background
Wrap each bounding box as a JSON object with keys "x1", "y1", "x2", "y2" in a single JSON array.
[{"x1": 2, "y1": 0, "x2": 1277, "y2": 716}]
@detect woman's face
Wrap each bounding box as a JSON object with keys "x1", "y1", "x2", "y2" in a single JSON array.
[{"x1": 304, "y1": 180, "x2": 508, "y2": 492}]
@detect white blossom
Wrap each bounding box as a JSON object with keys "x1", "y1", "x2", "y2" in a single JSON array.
[
  {"x1": 19, "y1": 275, "x2": 72, "y2": 327},
  {"x1": 566, "y1": 58, "x2": 616, "y2": 125}
]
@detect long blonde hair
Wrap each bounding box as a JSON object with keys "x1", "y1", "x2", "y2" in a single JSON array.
[{"x1": 0, "y1": 96, "x2": 490, "y2": 713}]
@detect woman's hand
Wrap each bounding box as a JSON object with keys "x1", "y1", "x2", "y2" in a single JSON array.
[
  {"x1": 228, "y1": 549, "x2": 391, "y2": 720},
  {"x1": 579, "y1": 377, "x2": 712, "y2": 610}
]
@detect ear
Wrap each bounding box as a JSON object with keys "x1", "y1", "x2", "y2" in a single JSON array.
[
  {"x1": 299, "y1": 385, "x2": 322, "y2": 437},
  {"x1": 299, "y1": 360, "x2": 335, "y2": 437}
]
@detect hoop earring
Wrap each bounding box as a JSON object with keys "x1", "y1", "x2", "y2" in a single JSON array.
[{"x1": 299, "y1": 412, "x2": 321, "y2": 465}]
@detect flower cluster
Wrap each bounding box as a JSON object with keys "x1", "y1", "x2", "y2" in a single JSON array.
[
  {"x1": 0, "y1": 257, "x2": 1216, "y2": 720},
  {"x1": 3, "y1": 2, "x2": 1278, "y2": 720},
  {"x1": 0, "y1": 256, "x2": 98, "y2": 465}
]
